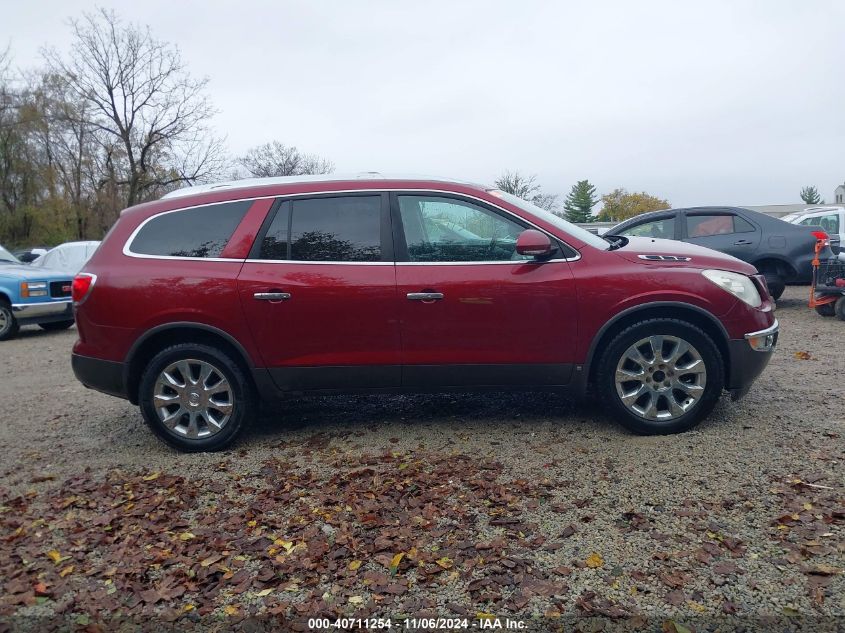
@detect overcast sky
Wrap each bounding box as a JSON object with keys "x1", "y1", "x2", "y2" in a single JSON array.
[{"x1": 3, "y1": 0, "x2": 844, "y2": 207}]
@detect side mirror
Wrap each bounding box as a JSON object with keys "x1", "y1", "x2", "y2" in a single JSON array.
[{"x1": 516, "y1": 229, "x2": 555, "y2": 259}]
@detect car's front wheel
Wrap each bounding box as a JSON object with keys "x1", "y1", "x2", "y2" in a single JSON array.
[
  {"x1": 39, "y1": 320, "x2": 75, "y2": 331},
  {"x1": 0, "y1": 300, "x2": 20, "y2": 341},
  {"x1": 597, "y1": 319, "x2": 724, "y2": 435},
  {"x1": 138, "y1": 343, "x2": 255, "y2": 452}
]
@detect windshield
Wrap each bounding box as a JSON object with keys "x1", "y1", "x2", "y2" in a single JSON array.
[
  {"x1": 0, "y1": 245, "x2": 20, "y2": 264},
  {"x1": 488, "y1": 190, "x2": 609, "y2": 250}
]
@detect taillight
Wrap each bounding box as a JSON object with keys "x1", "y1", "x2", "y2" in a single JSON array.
[
  {"x1": 72, "y1": 273, "x2": 97, "y2": 304},
  {"x1": 812, "y1": 230, "x2": 830, "y2": 247}
]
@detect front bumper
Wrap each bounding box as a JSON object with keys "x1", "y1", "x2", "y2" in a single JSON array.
[
  {"x1": 12, "y1": 300, "x2": 73, "y2": 324},
  {"x1": 71, "y1": 353, "x2": 128, "y2": 399},
  {"x1": 727, "y1": 320, "x2": 779, "y2": 400}
]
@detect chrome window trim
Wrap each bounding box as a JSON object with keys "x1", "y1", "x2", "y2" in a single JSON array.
[{"x1": 123, "y1": 189, "x2": 583, "y2": 264}]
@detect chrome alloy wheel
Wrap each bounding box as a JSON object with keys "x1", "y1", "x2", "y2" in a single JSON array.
[
  {"x1": 153, "y1": 359, "x2": 233, "y2": 438},
  {"x1": 614, "y1": 335, "x2": 707, "y2": 421}
]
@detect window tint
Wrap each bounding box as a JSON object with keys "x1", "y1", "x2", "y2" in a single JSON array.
[
  {"x1": 398, "y1": 195, "x2": 528, "y2": 262},
  {"x1": 686, "y1": 214, "x2": 752, "y2": 238},
  {"x1": 259, "y1": 204, "x2": 290, "y2": 260},
  {"x1": 130, "y1": 201, "x2": 251, "y2": 258},
  {"x1": 734, "y1": 216, "x2": 755, "y2": 233},
  {"x1": 619, "y1": 217, "x2": 675, "y2": 239},
  {"x1": 287, "y1": 196, "x2": 381, "y2": 262}
]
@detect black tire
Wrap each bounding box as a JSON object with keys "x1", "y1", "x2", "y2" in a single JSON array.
[
  {"x1": 597, "y1": 319, "x2": 724, "y2": 435},
  {"x1": 762, "y1": 272, "x2": 785, "y2": 300},
  {"x1": 836, "y1": 296, "x2": 845, "y2": 322},
  {"x1": 815, "y1": 303, "x2": 836, "y2": 317},
  {"x1": 0, "y1": 300, "x2": 20, "y2": 341},
  {"x1": 138, "y1": 343, "x2": 255, "y2": 452},
  {"x1": 39, "y1": 320, "x2": 75, "y2": 331}
]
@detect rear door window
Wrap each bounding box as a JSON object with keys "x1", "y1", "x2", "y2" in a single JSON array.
[
  {"x1": 129, "y1": 200, "x2": 252, "y2": 258},
  {"x1": 686, "y1": 214, "x2": 753, "y2": 237},
  {"x1": 257, "y1": 195, "x2": 383, "y2": 262}
]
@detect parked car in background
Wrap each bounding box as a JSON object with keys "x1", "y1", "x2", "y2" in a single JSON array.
[
  {"x1": 609, "y1": 206, "x2": 833, "y2": 299},
  {"x1": 0, "y1": 244, "x2": 76, "y2": 340},
  {"x1": 30, "y1": 241, "x2": 100, "y2": 272},
  {"x1": 780, "y1": 207, "x2": 844, "y2": 256},
  {"x1": 73, "y1": 174, "x2": 778, "y2": 451},
  {"x1": 12, "y1": 247, "x2": 49, "y2": 263}
]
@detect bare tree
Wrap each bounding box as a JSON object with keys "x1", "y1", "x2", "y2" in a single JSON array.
[
  {"x1": 494, "y1": 170, "x2": 558, "y2": 212},
  {"x1": 237, "y1": 141, "x2": 334, "y2": 178},
  {"x1": 43, "y1": 9, "x2": 225, "y2": 208}
]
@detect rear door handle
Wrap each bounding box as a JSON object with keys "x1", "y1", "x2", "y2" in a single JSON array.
[
  {"x1": 733, "y1": 240, "x2": 753, "y2": 245},
  {"x1": 407, "y1": 292, "x2": 444, "y2": 301},
  {"x1": 254, "y1": 291, "x2": 291, "y2": 302}
]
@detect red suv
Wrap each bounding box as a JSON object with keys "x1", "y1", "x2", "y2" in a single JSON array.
[{"x1": 71, "y1": 175, "x2": 778, "y2": 451}]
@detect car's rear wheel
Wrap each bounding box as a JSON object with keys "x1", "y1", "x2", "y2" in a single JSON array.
[
  {"x1": 597, "y1": 319, "x2": 724, "y2": 435},
  {"x1": 39, "y1": 320, "x2": 75, "y2": 331},
  {"x1": 0, "y1": 300, "x2": 20, "y2": 341},
  {"x1": 138, "y1": 343, "x2": 255, "y2": 452},
  {"x1": 761, "y1": 271, "x2": 785, "y2": 300}
]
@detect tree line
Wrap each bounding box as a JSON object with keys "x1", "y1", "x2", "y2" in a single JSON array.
[
  {"x1": 493, "y1": 171, "x2": 671, "y2": 224},
  {"x1": 0, "y1": 9, "x2": 335, "y2": 248},
  {"x1": 1, "y1": 8, "x2": 673, "y2": 248}
]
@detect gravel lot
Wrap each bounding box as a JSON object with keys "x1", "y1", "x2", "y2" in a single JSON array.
[{"x1": 1, "y1": 285, "x2": 843, "y2": 631}]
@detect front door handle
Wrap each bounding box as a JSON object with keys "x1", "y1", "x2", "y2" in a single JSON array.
[
  {"x1": 407, "y1": 292, "x2": 444, "y2": 301},
  {"x1": 733, "y1": 239, "x2": 753, "y2": 245},
  {"x1": 254, "y1": 291, "x2": 291, "y2": 302}
]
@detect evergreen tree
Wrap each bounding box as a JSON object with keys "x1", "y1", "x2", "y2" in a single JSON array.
[
  {"x1": 799, "y1": 186, "x2": 822, "y2": 204},
  {"x1": 563, "y1": 180, "x2": 598, "y2": 223}
]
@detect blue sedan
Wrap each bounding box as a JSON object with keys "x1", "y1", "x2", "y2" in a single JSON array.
[{"x1": 0, "y1": 244, "x2": 77, "y2": 341}]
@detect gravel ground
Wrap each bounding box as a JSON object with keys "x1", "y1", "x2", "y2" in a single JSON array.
[{"x1": 1, "y1": 285, "x2": 843, "y2": 631}]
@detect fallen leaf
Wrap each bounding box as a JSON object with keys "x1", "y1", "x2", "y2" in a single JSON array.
[
  {"x1": 435, "y1": 557, "x2": 454, "y2": 569},
  {"x1": 585, "y1": 552, "x2": 604, "y2": 568},
  {"x1": 349, "y1": 595, "x2": 364, "y2": 605},
  {"x1": 389, "y1": 552, "x2": 405, "y2": 575},
  {"x1": 179, "y1": 532, "x2": 196, "y2": 541},
  {"x1": 794, "y1": 351, "x2": 812, "y2": 360},
  {"x1": 349, "y1": 560, "x2": 362, "y2": 571},
  {"x1": 806, "y1": 564, "x2": 842, "y2": 576},
  {"x1": 256, "y1": 588, "x2": 273, "y2": 597},
  {"x1": 662, "y1": 621, "x2": 693, "y2": 633},
  {"x1": 142, "y1": 472, "x2": 160, "y2": 481},
  {"x1": 46, "y1": 550, "x2": 65, "y2": 564},
  {"x1": 59, "y1": 565, "x2": 74, "y2": 578},
  {"x1": 224, "y1": 605, "x2": 239, "y2": 616}
]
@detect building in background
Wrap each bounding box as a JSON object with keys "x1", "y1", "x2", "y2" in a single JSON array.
[{"x1": 834, "y1": 184, "x2": 844, "y2": 204}]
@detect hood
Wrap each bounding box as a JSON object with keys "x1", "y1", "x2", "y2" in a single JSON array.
[
  {"x1": 612, "y1": 236, "x2": 757, "y2": 275},
  {"x1": 0, "y1": 263, "x2": 73, "y2": 281}
]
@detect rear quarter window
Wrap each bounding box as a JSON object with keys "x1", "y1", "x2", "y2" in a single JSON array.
[{"x1": 128, "y1": 200, "x2": 252, "y2": 258}]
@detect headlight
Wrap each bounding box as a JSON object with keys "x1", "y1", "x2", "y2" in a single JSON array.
[
  {"x1": 702, "y1": 270, "x2": 762, "y2": 307},
  {"x1": 21, "y1": 281, "x2": 48, "y2": 298}
]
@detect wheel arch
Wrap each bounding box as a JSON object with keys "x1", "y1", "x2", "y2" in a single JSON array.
[
  {"x1": 751, "y1": 256, "x2": 797, "y2": 279},
  {"x1": 124, "y1": 322, "x2": 256, "y2": 405},
  {"x1": 584, "y1": 302, "x2": 731, "y2": 388}
]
